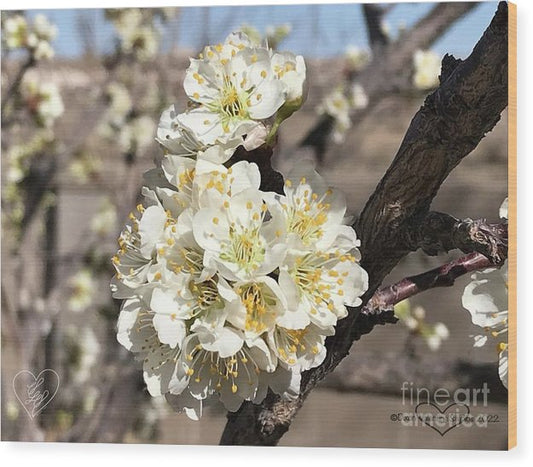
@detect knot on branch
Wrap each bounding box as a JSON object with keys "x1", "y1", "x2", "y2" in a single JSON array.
[
  {"x1": 352, "y1": 305, "x2": 399, "y2": 342},
  {"x1": 440, "y1": 54, "x2": 463, "y2": 84},
  {"x1": 453, "y1": 217, "x2": 508, "y2": 264},
  {"x1": 410, "y1": 212, "x2": 507, "y2": 265}
]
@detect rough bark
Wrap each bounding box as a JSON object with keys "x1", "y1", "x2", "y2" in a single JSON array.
[
  {"x1": 410, "y1": 213, "x2": 508, "y2": 262},
  {"x1": 220, "y1": 2, "x2": 509, "y2": 446},
  {"x1": 356, "y1": 1, "x2": 508, "y2": 291}
]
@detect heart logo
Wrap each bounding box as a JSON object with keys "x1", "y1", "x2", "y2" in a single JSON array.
[
  {"x1": 13, "y1": 369, "x2": 60, "y2": 418},
  {"x1": 415, "y1": 402, "x2": 470, "y2": 436}
]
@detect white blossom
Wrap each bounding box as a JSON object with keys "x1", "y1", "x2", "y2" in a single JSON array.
[
  {"x1": 461, "y1": 198, "x2": 508, "y2": 388},
  {"x1": 32, "y1": 14, "x2": 57, "y2": 42},
  {"x1": 118, "y1": 115, "x2": 156, "y2": 154},
  {"x1": 270, "y1": 51, "x2": 307, "y2": 107},
  {"x1": 193, "y1": 187, "x2": 286, "y2": 282},
  {"x1": 105, "y1": 82, "x2": 133, "y2": 128},
  {"x1": 394, "y1": 300, "x2": 449, "y2": 351},
  {"x1": 112, "y1": 33, "x2": 369, "y2": 419},
  {"x1": 3, "y1": 15, "x2": 30, "y2": 49},
  {"x1": 3, "y1": 14, "x2": 57, "y2": 60},
  {"x1": 270, "y1": 165, "x2": 351, "y2": 251},
  {"x1": 462, "y1": 262, "x2": 508, "y2": 388},
  {"x1": 68, "y1": 269, "x2": 97, "y2": 313},
  {"x1": 434, "y1": 322, "x2": 450, "y2": 339},
  {"x1": 110, "y1": 9, "x2": 159, "y2": 61},
  {"x1": 317, "y1": 87, "x2": 351, "y2": 144},
  {"x1": 272, "y1": 165, "x2": 368, "y2": 327},
  {"x1": 21, "y1": 79, "x2": 64, "y2": 128},
  {"x1": 156, "y1": 104, "x2": 240, "y2": 163},
  {"x1": 33, "y1": 40, "x2": 55, "y2": 60},
  {"x1": 268, "y1": 322, "x2": 332, "y2": 371},
  {"x1": 179, "y1": 32, "x2": 304, "y2": 146},
  {"x1": 413, "y1": 49, "x2": 441, "y2": 90},
  {"x1": 66, "y1": 327, "x2": 100, "y2": 384},
  {"x1": 344, "y1": 45, "x2": 370, "y2": 73},
  {"x1": 350, "y1": 83, "x2": 368, "y2": 110},
  {"x1": 224, "y1": 276, "x2": 288, "y2": 338},
  {"x1": 90, "y1": 197, "x2": 118, "y2": 237},
  {"x1": 166, "y1": 326, "x2": 276, "y2": 417}
]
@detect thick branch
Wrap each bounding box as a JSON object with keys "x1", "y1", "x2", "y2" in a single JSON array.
[
  {"x1": 220, "y1": 2, "x2": 508, "y2": 446},
  {"x1": 357, "y1": 2, "x2": 508, "y2": 290}
]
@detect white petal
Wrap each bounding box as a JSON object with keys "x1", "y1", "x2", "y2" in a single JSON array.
[
  {"x1": 498, "y1": 349, "x2": 508, "y2": 389},
  {"x1": 116, "y1": 298, "x2": 142, "y2": 350},
  {"x1": 248, "y1": 79, "x2": 285, "y2": 119},
  {"x1": 177, "y1": 109, "x2": 225, "y2": 145},
  {"x1": 153, "y1": 314, "x2": 186, "y2": 349},
  {"x1": 198, "y1": 326, "x2": 244, "y2": 358},
  {"x1": 165, "y1": 392, "x2": 203, "y2": 420},
  {"x1": 139, "y1": 205, "x2": 167, "y2": 257},
  {"x1": 192, "y1": 207, "x2": 228, "y2": 252},
  {"x1": 276, "y1": 307, "x2": 310, "y2": 329},
  {"x1": 499, "y1": 197, "x2": 508, "y2": 220},
  {"x1": 278, "y1": 268, "x2": 301, "y2": 311},
  {"x1": 472, "y1": 334, "x2": 488, "y2": 347}
]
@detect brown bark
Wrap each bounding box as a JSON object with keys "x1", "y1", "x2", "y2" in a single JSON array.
[
  {"x1": 220, "y1": 2, "x2": 509, "y2": 446},
  {"x1": 363, "y1": 250, "x2": 505, "y2": 318},
  {"x1": 410, "y1": 213, "x2": 508, "y2": 263}
]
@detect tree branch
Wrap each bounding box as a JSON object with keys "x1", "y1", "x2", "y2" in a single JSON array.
[
  {"x1": 357, "y1": 1, "x2": 508, "y2": 290},
  {"x1": 362, "y1": 4, "x2": 389, "y2": 51},
  {"x1": 411, "y1": 214, "x2": 508, "y2": 263},
  {"x1": 1, "y1": 55, "x2": 35, "y2": 121},
  {"x1": 299, "y1": 2, "x2": 479, "y2": 160},
  {"x1": 220, "y1": 1, "x2": 509, "y2": 446},
  {"x1": 364, "y1": 251, "x2": 504, "y2": 316}
]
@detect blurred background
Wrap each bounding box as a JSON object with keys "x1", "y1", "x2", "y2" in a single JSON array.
[{"x1": 1, "y1": 2, "x2": 508, "y2": 448}]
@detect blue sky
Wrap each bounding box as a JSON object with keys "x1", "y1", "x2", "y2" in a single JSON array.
[{"x1": 24, "y1": 2, "x2": 499, "y2": 59}]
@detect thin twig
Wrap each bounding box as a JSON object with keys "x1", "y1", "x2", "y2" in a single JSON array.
[{"x1": 363, "y1": 252, "x2": 502, "y2": 317}]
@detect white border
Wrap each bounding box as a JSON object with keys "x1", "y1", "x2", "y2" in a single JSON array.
[{"x1": 1, "y1": 1, "x2": 532, "y2": 466}]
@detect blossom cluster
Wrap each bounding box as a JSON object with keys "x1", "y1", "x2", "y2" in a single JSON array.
[
  {"x1": 317, "y1": 84, "x2": 368, "y2": 144},
  {"x1": 394, "y1": 299, "x2": 449, "y2": 351},
  {"x1": 462, "y1": 198, "x2": 509, "y2": 388},
  {"x1": 2, "y1": 13, "x2": 57, "y2": 60},
  {"x1": 344, "y1": 45, "x2": 370, "y2": 74},
  {"x1": 21, "y1": 78, "x2": 65, "y2": 128},
  {"x1": 106, "y1": 8, "x2": 177, "y2": 61},
  {"x1": 112, "y1": 32, "x2": 367, "y2": 419}
]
